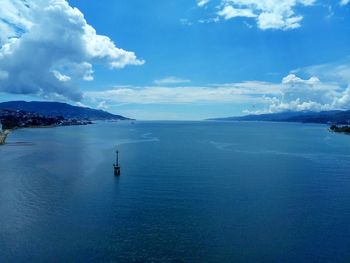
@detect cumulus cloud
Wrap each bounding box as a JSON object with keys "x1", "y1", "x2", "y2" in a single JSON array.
[
  {"x1": 340, "y1": 0, "x2": 350, "y2": 6},
  {"x1": 282, "y1": 74, "x2": 320, "y2": 85},
  {"x1": 0, "y1": 0, "x2": 144, "y2": 101},
  {"x1": 261, "y1": 74, "x2": 340, "y2": 113},
  {"x1": 334, "y1": 85, "x2": 350, "y2": 107},
  {"x1": 298, "y1": 59, "x2": 350, "y2": 109},
  {"x1": 252, "y1": 69, "x2": 350, "y2": 114},
  {"x1": 217, "y1": 6, "x2": 257, "y2": 20}
]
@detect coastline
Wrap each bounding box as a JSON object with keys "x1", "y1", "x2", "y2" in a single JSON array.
[
  {"x1": 0, "y1": 121, "x2": 95, "y2": 145},
  {"x1": 0, "y1": 126, "x2": 58, "y2": 145},
  {"x1": 330, "y1": 125, "x2": 350, "y2": 135}
]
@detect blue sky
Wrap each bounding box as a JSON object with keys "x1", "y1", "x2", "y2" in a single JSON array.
[{"x1": 0, "y1": 0, "x2": 350, "y2": 119}]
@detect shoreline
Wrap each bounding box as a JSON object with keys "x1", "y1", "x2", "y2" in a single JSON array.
[
  {"x1": 330, "y1": 125, "x2": 350, "y2": 135},
  {"x1": 0, "y1": 120, "x2": 98, "y2": 145}
]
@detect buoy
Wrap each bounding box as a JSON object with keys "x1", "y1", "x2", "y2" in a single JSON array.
[{"x1": 113, "y1": 150, "x2": 121, "y2": 176}]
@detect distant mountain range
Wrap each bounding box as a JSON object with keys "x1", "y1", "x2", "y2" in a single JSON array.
[
  {"x1": 208, "y1": 110, "x2": 350, "y2": 124},
  {"x1": 0, "y1": 101, "x2": 130, "y2": 120}
]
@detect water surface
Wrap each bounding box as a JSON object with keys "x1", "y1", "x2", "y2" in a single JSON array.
[{"x1": 1, "y1": 121, "x2": 350, "y2": 262}]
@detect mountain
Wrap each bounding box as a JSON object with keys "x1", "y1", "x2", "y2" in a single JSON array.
[
  {"x1": 208, "y1": 110, "x2": 350, "y2": 124},
  {"x1": 0, "y1": 101, "x2": 130, "y2": 120}
]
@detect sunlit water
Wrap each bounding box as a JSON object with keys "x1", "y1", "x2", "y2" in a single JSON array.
[{"x1": 1, "y1": 121, "x2": 350, "y2": 262}]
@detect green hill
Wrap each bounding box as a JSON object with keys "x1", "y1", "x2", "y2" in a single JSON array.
[{"x1": 0, "y1": 101, "x2": 131, "y2": 120}]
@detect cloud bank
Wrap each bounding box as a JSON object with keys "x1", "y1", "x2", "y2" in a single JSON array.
[
  {"x1": 154, "y1": 76, "x2": 191, "y2": 85},
  {"x1": 86, "y1": 83, "x2": 277, "y2": 105},
  {"x1": 0, "y1": 0, "x2": 144, "y2": 101},
  {"x1": 86, "y1": 58, "x2": 350, "y2": 115}
]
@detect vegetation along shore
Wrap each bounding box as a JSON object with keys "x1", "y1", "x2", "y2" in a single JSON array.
[
  {"x1": 0, "y1": 101, "x2": 132, "y2": 145},
  {"x1": 330, "y1": 125, "x2": 350, "y2": 134}
]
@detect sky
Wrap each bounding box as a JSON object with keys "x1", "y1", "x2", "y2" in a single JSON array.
[{"x1": 0, "y1": 0, "x2": 350, "y2": 120}]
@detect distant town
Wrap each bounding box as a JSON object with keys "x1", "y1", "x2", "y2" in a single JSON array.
[
  {"x1": 0, "y1": 109, "x2": 93, "y2": 145},
  {"x1": 0, "y1": 109, "x2": 93, "y2": 130},
  {"x1": 0, "y1": 101, "x2": 131, "y2": 145}
]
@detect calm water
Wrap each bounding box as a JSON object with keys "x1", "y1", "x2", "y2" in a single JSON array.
[{"x1": 1, "y1": 121, "x2": 350, "y2": 262}]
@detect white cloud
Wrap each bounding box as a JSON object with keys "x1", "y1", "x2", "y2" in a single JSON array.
[
  {"x1": 261, "y1": 98, "x2": 333, "y2": 113},
  {"x1": 213, "y1": 0, "x2": 317, "y2": 30},
  {"x1": 198, "y1": 17, "x2": 220, "y2": 23},
  {"x1": 197, "y1": 0, "x2": 210, "y2": 7},
  {"x1": 257, "y1": 12, "x2": 303, "y2": 30},
  {"x1": 154, "y1": 76, "x2": 191, "y2": 85},
  {"x1": 86, "y1": 68, "x2": 350, "y2": 115},
  {"x1": 97, "y1": 100, "x2": 109, "y2": 110},
  {"x1": 282, "y1": 74, "x2": 320, "y2": 85},
  {"x1": 302, "y1": 59, "x2": 350, "y2": 109},
  {"x1": 217, "y1": 6, "x2": 257, "y2": 20},
  {"x1": 52, "y1": 70, "x2": 71, "y2": 82},
  {"x1": 180, "y1": 18, "x2": 193, "y2": 26},
  {"x1": 0, "y1": 0, "x2": 144, "y2": 101},
  {"x1": 75, "y1": 101, "x2": 89, "y2": 108},
  {"x1": 296, "y1": 58, "x2": 350, "y2": 85},
  {"x1": 262, "y1": 80, "x2": 339, "y2": 113},
  {"x1": 334, "y1": 85, "x2": 350, "y2": 108},
  {"x1": 257, "y1": 71, "x2": 348, "y2": 113},
  {"x1": 85, "y1": 81, "x2": 283, "y2": 106},
  {"x1": 340, "y1": 0, "x2": 350, "y2": 6}
]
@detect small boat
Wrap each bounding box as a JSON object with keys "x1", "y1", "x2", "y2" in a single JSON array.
[{"x1": 113, "y1": 150, "x2": 121, "y2": 176}]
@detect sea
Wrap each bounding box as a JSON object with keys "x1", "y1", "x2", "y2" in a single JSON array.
[{"x1": 1, "y1": 121, "x2": 350, "y2": 262}]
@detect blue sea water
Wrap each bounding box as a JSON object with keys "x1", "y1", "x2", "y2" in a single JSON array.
[{"x1": 1, "y1": 121, "x2": 350, "y2": 262}]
